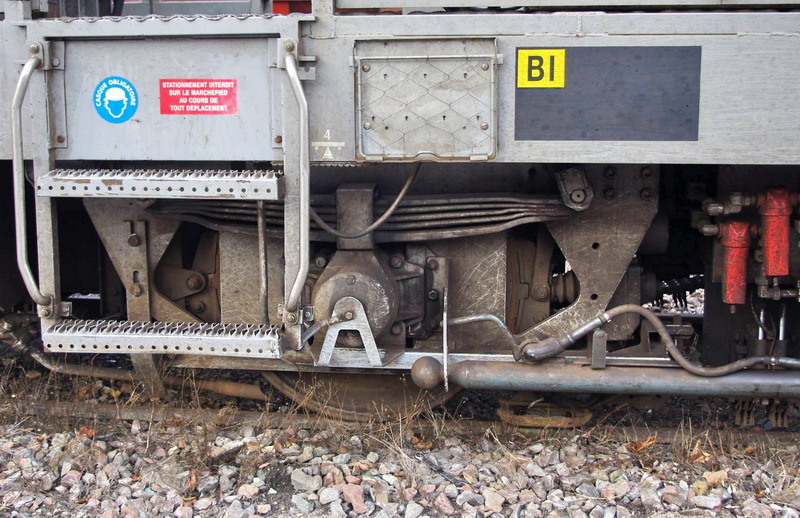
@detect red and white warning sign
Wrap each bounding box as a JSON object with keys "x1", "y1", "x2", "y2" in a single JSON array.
[{"x1": 159, "y1": 79, "x2": 238, "y2": 115}]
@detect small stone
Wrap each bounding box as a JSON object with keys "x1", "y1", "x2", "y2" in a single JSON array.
[
  {"x1": 61, "y1": 470, "x2": 82, "y2": 488},
  {"x1": 237, "y1": 483, "x2": 259, "y2": 498},
  {"x1": 292, "y1": 494, "x2": 315, "y2": 514},
  {"x1": 340, "y1": 483, "x2": 367, "y2": 514},
  {"x1": 661, "y1": 485, "x2": 687, "y2": 507},
  {"x1": 741, "y1": 499, "x2": 773, "y2": 518},
  {"x1": 382, "y1": 473, "x2": 398, "y2": 486},
  {"x1": 576, "y1": 482, "x2": 600, "y2": 499},
  {"x1": 435, "y1": 493, "x2": 456, "y2": 515},
  {"x1": 690, "y1": 495, "x2": 722, "y2": 510},
  {"x1": 194, "y1": 497, "x2": 214, "y2": 510},
  {"x1": 131, "y1": 420, "x2": 141, "y2": 435},
  {"x1": 444, "y1": 484, "x2": 459, "y2": 498},
  {"x1": 640, "y1": 487, "x2": 661, "y2": 509},
  {"x1": 173, "y1": 506, "x2": 192, "y2": 518},
  {"x1": 332, "y1": 453, "x2": 352, "y2": 464},
  {"x1": 405, "y1": 501, "x2": 425, "y2": 518},
  {"x1": 319, "y1": 487, "x2": 341, "y2": 505},
  {"x1": 456, "y1": 491, "x2": 485, "y2": 507},
  {"x1": 256, "y1": 504, "x2": 272, "y2": 514},
  {"x1": 291, "y1": 469, "x2": 322, "y2": 492},
  {"x1": 197, "y1": 475, "x2": 219, "y2": 494},
  {"x1": 483, "y1": 489, "x2": 505, "y2": 513},
  {"x1": 211, "y1": 440, "x2": 244, "y2": 459}
]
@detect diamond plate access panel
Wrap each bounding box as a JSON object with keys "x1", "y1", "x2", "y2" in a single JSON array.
[{"x1": 355, "y1": 39, "x2": 498, "y2": 162}]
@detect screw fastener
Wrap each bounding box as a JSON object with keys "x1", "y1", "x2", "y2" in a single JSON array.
[
  {"x1": 127, "y1": 234, "x2": 140, "y2": 247},
  {"x1": 286, "y1": 313, "x2": 298, "y2": 324},
  {"x1": 28, "y1": 43, "x2": 41, "y2": 54},
  {"x1": 40, "y1": 308, "x2": 52, "y2": 318},
  {"x1": 362, "y1": 64, "x2": 371, "y2": 72},
  {"x1": 428, "y1": 290, "x2": 439, "y2": 301},
  {"x1": 344, "y1": 311, "x2": 355, "y2": 320},
  {"x1": 284, "y1": 41, "x2": 295, "y2": 52}
]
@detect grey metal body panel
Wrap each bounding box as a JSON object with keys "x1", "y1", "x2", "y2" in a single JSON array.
[
  {"x1": 304, "y1": 11, "x2": 800, "y2": 165},
  {"x1": 0, "y1": 12, "x2": 798, "y2": 164}
]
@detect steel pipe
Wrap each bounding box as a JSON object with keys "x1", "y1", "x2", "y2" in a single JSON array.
[
  {"x1": 284, "y1": 51, "x2": 310, "y2": 313},
  {"x1": 12, "y1": 55, "x2": 51, "y2": 307},
  {"x1": 413, "y1": 358, "x2": 800, "y2": 398}
]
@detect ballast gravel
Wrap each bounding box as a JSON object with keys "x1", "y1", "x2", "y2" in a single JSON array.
[{"x1": 0, "y1": 416, "x2": 798, "y2": 518}]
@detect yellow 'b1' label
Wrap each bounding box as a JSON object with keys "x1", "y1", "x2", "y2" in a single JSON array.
[{"x1": 517, "y1": 49, "x2": 566, "y2": 88}]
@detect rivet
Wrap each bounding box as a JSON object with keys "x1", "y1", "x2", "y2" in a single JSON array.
[
  {"x1": 56, "y1": 135, "x2": 65, "y2": 144},
  {"x1": 640, "y1": 167, "x2": 652, "y2": 178},
  {"x1": 363, "y1": 122, "x2": 372, "y2": 130},
  {"x1": 481, "y1": 63, "x2": 489, "y2": 71},
  {"x1": 480, "y1": 122, "x2": 489, "y2": 131},
  {"x1": 427, "y1": 259, "x2": 439, "y2": 271},
  {"x1": 274, "y1": 135, "x2": 283, "y2": 144},
  {"x1": 362, "y1": 64, "x2": 371, "y2": 72},
  {"x1": 346, "y1": 275, "x2": 356, "y2": 285},
  {"x1": 127, "y1": 233, "x2": 140, "y2": 247},
  {"x1": 344, "y1": 311, "x2": 355, "y2": 320},
  {"x1": 604, "y1": 167, "x2": 616, "y2": 179},
  {"x1": 389, "y1": 256, "x2": 404, "y2": 269},
  {"x1": 391, "y1": 322, "x2": 404, "y2": 335},
  {"x1": 640, "y1": 188, "x2": 653, "y2": 200}
]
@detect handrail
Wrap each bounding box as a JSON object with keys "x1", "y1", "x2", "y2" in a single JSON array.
[
  {"x1": 12, "y1": 55, "x2": 51, "y2": 308},
  {"x1": 284, "y1": 50, "x2": 310, "y2": 314}
]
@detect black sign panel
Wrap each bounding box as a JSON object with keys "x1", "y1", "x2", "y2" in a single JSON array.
[{"x1": 515, "y1": 46, "x2": 701, "y2": 141}]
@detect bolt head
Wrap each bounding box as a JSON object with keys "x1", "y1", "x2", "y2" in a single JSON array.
[
  {"x1": 344, "y1": 311, "x2": 355, "y2": 320},
  {"x1": 284, "y1": 41, "x2": 295, "y2": 51},
  {"x1": 389, "y1": 256, "x2": 404, "y2": 269},
  {"x1": 481, "y1": 62, "x2": 490, "y2": 71},
  {"x1": 274, "y1": 135, "x2": 283, "y2": 144},
  {"x1": 315, "y1": 256, "x2": 327, "y2": 268},
  {"x1": 40, "y1": 308, "x2": 51, "y2": 317},
  {"x1": 640, "y1": 167, "x2": 652, "y2": 178},
  {"x1": 362, "y1": 64, "x2": 371, "y2": 72},
  {"x1": 640, "y1": 188, "x2": 652, "y2": 200},
  {"x1": 604, "y1": 167, "x2": 616, "y2": 179},
  {"x1": 391, "y1": 322, "x2": 404, "y2": 335},
  {"x1": 363, "y1": 122, "x2": 372, "y2": 130},
  {"x1": 186, "y1": 276, "x2": 201, "y2": 290},
  {"x1": 56, "y1": 135, "x2": 65, "y2": 144},
  {"x1": 427, "y1": 290, "x2": 439, "y2": 301},
  {"x1": 52, "y1": 58, "x2": 60, "y2": 67},
  {"x1": 604, "y1": 188, "x2": 616, "y2": 200},
  {"x1": 127, "y1": 234, "x2": 140, "y2": 247},
  {"x1": 28, "y1": 43, "x2": 40, "y2": 54},
  {"x1": 346, "y1": 275, "x2": 356, "y2": 285},
  {"x1": 193, "y1": 302, "x2": 206, "y2": 313},
  {"x1": 533, "y1": 285, "x2": 549, "y2": 301},
  {"x1": 480, "y1": 122, "x2": 489, "y2": 131},
  {"x1": 286, "y1": 313, "x2": 298, "y2": 324},
  {"x1": 131, "y1": 284, "x2": 143, "y2": 297},
  {"x1": 570, "y1": 189, "x2": 586, "y2": 203},
  {"x1": 427, "y1": 259, "x2": 439, "y2": 271}
]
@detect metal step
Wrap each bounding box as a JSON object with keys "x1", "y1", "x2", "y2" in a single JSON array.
[
  {"x1": 36, "y1": 169, "x2": 283, "y2": 200},
  {"x1": 43, "y1": 319, "x2": 282, "y2": 359}
]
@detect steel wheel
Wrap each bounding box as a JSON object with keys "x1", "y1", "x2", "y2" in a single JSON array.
[{"x1": 262, "y1": 371, "x2": 457, "y2": 422}]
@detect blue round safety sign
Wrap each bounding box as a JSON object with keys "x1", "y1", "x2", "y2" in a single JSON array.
[{"x1": 93, "y1": 76, "x2": 138, "y2": 123}]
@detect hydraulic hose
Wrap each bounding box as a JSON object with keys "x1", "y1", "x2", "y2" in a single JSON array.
[
  {"x1": 521, "y1": 304, "x2": 800, "y2": 377},
  {"x1": 310, "y1": 163, "x2": 421, "y2": 240}
]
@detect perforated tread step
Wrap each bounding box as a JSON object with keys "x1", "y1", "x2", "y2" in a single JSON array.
[
  {"x1": 44, "y1": 319, "x2": 282, "y2": 358},
  {"x1": 37, "y1": 169, "x2": 283, "y2": 200}
]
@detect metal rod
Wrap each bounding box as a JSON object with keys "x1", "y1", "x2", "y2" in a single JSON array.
[
  {"x1": 284, "y1": 52, "x2": 310, "y2": 314},
  {"x1": 449, "y1": 314, "x2": 519, "y2": 358},
  {"x1": 12, "y1": 55, "x2": 51, "y2": 308},
  {"x1": 446, "y1": 361, "x2": 800, "y2": 398},
  {"x1": 442, "y1": 287, "x2": 449, "y2": 392},
  {"x1": 257, "y1": 200, "x2": 270, "y2": 325}
]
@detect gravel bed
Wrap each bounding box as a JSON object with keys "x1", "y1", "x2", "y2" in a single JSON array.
[{"x1": 0, "y1": 403, "x2": 798, "y2": 518}]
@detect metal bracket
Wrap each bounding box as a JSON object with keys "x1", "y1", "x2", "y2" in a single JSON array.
[
  {"x1": 555, "y1": 166, "x2": 593, "y2": 211},
  {"x1": 590, "y1": 329, "x2": 607, "y2": 369},
  {"x1": 318, "y1": 297, "x2": 382, "y2": 367}
]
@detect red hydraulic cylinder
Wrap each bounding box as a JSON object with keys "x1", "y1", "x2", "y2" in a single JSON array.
[
  {"x1": 719, "y1": 221, "x2": 752, "y2": 305},
  {"x1": 758, "y1": 188, "x2": 796, "y2": 277}
]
